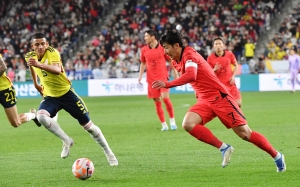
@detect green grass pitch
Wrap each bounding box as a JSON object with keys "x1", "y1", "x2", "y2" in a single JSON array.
[{"x1": 0, "y1": 91, "x2": 299, "y2": 187}]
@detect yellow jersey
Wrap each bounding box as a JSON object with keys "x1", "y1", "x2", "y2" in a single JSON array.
[
  {"x1": 25, "y1": 46, "x2": 71, "y2": 97},
  {"x1": 0, "y1": 54, "x2": 13, "y2": 91}
]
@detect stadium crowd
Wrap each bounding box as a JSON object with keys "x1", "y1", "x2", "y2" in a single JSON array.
[
  {"x1": 0, "y1": 0, "x2": 286, "y2": 81},
  {"x1": 265, "y1": 3, "x2": 300, "y2": 60}
]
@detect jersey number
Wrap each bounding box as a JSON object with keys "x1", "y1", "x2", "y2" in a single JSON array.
[
  {"x1": 4, "y1": 90, "x2": 16, "y2": 104},
  {"x1": 220, "y1": 67, "x2": 227, "y2": 73},
  {"x1": 77, "y1": 100, "x2": 87, "y2": 114},
  {"x1": 152, "y1": 60, "x2": 156, "y2": 66}
]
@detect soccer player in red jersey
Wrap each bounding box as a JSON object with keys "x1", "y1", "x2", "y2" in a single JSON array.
[
  {"x1": 138, "y1": 30, "x2": 179, "y2": 131},
  {"x1": 207, "y1": 37, "x2": 242, "y2": 107},
  {"x1": 152, "y1": 30, "x2": 286, "y2": 172}
]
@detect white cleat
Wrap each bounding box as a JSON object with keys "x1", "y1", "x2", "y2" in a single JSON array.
[
  {"x1": 161, "y1": 126, "x2": 169, "y2": 131},
  {"x1": 61, "y1": 138, "x2": 74, "y2": 158},
  {"x1": 220, "y1": 145, "x2": 234, "y2": 168},
  {"x1": 106, "y1": 153, "x2": 118, "y2": 166},
  {"x1": 170, "y1": 122, "x2": 177, "y2": 130},
  {"x1": 30, "y1": 108, "x2": 42, "y2": 127}
]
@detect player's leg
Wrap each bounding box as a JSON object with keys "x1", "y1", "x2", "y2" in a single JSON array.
[
  {"x1": 184, "y1": 101, "x2": 233, "y2": 167},
  {"x1": 1, "y1": 87, "x2": 37, "y2": 127},
  {"x1": 148, "y1": 84, "x2": 167, "y2": 131},
  {"x1": 36, "y1": 98, "x2": 72, "y2": 158},
  {"x1": 63, "y1": 89, "x2": 118, "y2": 166},
  {"x1": 217, "y1": 95, "x2": 285, "y2": 172},
  {"x1": 161, "y1": 89, "x2": 177, "y2": 130},
  {"x1": 290, "y1": 71, "x2": 296, "y2": 93}
]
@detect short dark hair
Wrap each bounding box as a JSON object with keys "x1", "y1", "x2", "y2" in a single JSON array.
[
  {"x1": 145, "y1": 30, "x2": 158, "y2": 39},
  {"x1": 159, "y1": 29, "x2": 183, "y2": 47},
  {"x1": 31, "y1": 32, "x2": 46, "y2": 42},
  {"x1": 213, "y1": 37, "x2": 224, "y2": 44}
]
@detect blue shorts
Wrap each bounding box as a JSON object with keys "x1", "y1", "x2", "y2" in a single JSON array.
[
  {"x1": 0, "y1": 86, "x2": 17, "y2": 108},
  {"x1": 39, "y1": 88, "x2": 90, "y2": 124}
]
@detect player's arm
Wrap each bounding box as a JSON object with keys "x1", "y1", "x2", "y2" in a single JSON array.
[
  {"x1": 229, "y1": 54, "x2": 238, "y2": 84},
  {"x1": 152, "y1": 60, "x2": 197, "y2": 89},
  {"x1": 29, "y1": 66, "x2": 43, "y2": 96},
  {"x1": 27, "y1": 57, "x2": 61, "y2": 75},
  {"x1": 0, "y1": 54, "x2": 7, "y2": 76},
  {"x1": 138, "y1": 61, "x2": 146, "y2": 84}
]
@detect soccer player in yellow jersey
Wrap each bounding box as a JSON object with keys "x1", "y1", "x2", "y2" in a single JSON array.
[
  {"x1": 25, "y1": 32, "x2": 118, "y2": 166},
  {"x1": 0, "y1": 54, "x2": 40, "y2": 127}
]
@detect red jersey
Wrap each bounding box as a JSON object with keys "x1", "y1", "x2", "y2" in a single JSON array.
[
  {"x1": 140, "y1": 44, "x2": 170, "y2": 83},
  {"x1": 166, "y1": 46, "x2": 229, "y2": 102},
  {"x1": 207, "y1": 50, "x2": 237, "y2": 88}
]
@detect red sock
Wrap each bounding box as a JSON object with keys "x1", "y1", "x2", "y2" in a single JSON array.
[
  {"x1": 163, "y1": 98, "x2": 174, "y2": 118},
  {"x1": 249, "y1": 131, "x2": 277, "y2": 158},
  {"x1": 155, "y1": 101, "x2": 165, "y2": 123},
  {"x1": 189, "y1": 125, "x2": 223, "y2": 149}
]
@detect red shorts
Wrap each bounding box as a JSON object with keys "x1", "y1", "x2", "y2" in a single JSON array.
[
  {"x1": 229, "y1": 86, "x2": 241, "y2": 100},
  {"x1": 189, "y1": 94, "x2": 247, "y2": 128},
  {"x1": 147, "y1": 83, "x2": 169, "y2": 98}
]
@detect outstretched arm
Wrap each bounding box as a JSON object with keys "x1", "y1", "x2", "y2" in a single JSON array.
[
  {"x1": 29, "y1": 66, "x2": 43, "y2": 96},
  {"x1": 152, "y1": 63, "x2": 197, "y2": 89},
  {"x1": 0, "y1": 55, "x2": 7, "y2": 76}
]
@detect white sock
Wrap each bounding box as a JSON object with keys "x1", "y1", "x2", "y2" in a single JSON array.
[
  {"x1": 52, "y1": 113, "x2": 59, "y2": 122},
  {"x1": 83, "y1": 121, "x2": 113, "y2": 155},
  {"x1": 161, "y1": 122, "x2": 168, "y2": 128},
  {"x1": 219, "y1": 143, "x2": 228, "y2": 150},
  {"x1": 37, "y1": 112, "x2": 69, "y2": 143},
  {"x1": 273, "y1": 152, "x2": 281, "y2": 161},
  {"x1": 24, "y1": 112, "x2": 36, "y2": 122},
  {"x1": 170, "y1": 118, "x2": 176, "y2": 125}
]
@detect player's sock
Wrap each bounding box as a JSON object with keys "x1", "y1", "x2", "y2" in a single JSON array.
[
  {"x1": 249, "y1": 131, "x2": 277, "y2": 158},
  {"x1": 52, "y1": 112, "x2": 59, "y2": 122},
  {"x1": 83, "y1": 121, "x2": 113, "y2": 155},
  {"x1": 189, "y1": 124, "x2": 223, "y2": 148},
  {"x1": 154, "y1": 101, "x2": 165, "y2": 123},
  {"x1": 163, "y1": 98, "x2": 174, "y2": 118},
  {"x1": 219, "y1": 143, "x2": 228, "y2": 150},
  {"x1": 37, "y1": 111, "x2": 69, "y2": 143},
  {"x1": 24, "y1": 112, "x2": 36, "y2": 122}
]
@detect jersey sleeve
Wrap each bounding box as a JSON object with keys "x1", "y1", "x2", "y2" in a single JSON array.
[
  {"x1": 24, "y1": 52, "x2": 36, "y2": 62},
  {"x1": 230, "y1": 52, "x2": 237, "y2": 65},
  {"x1": 48, "y1": 47, "x2": 61, "y2": 64}
]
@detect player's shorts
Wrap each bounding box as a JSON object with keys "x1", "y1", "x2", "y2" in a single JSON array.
[
  {"x1": 0, "y1": 86, "x2": 17, "y2": 108},
  {"x1": 39, "y1": 88, "x2": 90, "y2": 124},
  {"x1": 229, "y1": 86, "x2": 241, "y2": 100},
  {"x1": 147, "y1": 83, "x2": 169, "y2": 98},
  {"x1": 189, "y1": 94, "x2": 247, "y2": 128}
]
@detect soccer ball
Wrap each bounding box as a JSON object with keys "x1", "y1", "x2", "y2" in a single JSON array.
[
  {"x1": 176, "y1": 24, "x2": 182, "y2": 31},
  {"x1": 72, "y1": 158, "x2": 95, "y2": 180}
]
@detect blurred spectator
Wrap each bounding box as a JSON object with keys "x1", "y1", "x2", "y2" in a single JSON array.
[
  {"x1": 16, "y1": 64, "x2": 26, "y2": 82},
  {"x1": 254, "y1": 56, "x2": 266, "y2": 74},
  {"x1": 7, "y1": 68, "x2": 15, "y2": 82},
  {"x1": 109, "y1": 66, "x2": 117, "y2": 78},
  {"x1": 244, "y1": 39, "x2": 256, "y2": 62}
]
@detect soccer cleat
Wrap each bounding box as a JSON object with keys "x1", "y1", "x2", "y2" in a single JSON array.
[
  {"x1": 170, "y1": 123, "x2": 177, "y2": 130},
  {"x1": 61, "y1": 138, "x2": 74, "y2": 158},
  {"x1": 220, "y1": 145, "x2": 234, "y2": 168},
  {"x1": 30, "y1": 108, "x2": 42, "y2": 127},
  {"x1": 106, "y1": 153, "x2": 118, "y2": 166},
  {"x1": 275, "y1": 153, "x2": 286, "y2": 172},
  {"x1": 161, "y1": 126, "x2": 169, "y2": 131}
]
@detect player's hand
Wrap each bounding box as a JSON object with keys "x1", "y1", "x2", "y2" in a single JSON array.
[
  {"x1": 27, "y1": 57, "x2": 40, "y2": 68},
  {"x1": 152, "y1": 80, "x2": 166, "y2": 89},
  {"x1": 214, "y1": 62, "x2": 221, "y2": 71},
  {"x1": 138, "y1": 76, "x2": 142, "y2": 84}
]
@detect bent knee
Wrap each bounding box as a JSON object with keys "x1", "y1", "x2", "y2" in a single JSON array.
[
  {"x1": 182, "y1": 121, "x2": 195, "y2": 132},
  {"x1": 37, "y1": 110, "x2": 51, "y2": 123}
]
